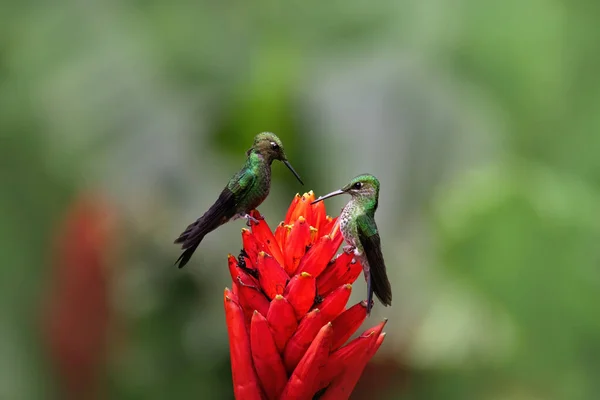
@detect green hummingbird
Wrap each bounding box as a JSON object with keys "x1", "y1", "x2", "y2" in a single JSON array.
[
  {"x1": 312, "y1": 174, "x2": 392, "y2": 314},
  {"x1": 174, "y1": 132, "x2": 304, "y2": 269}
]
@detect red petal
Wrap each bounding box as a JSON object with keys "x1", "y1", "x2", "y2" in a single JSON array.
[
  {"x1": 225, "y1": 285, "x2": 241, "y2": 303},
  {"x1": 250, "y1": 211, "x2": 286, "y2": 269},
  {"x1": 256, "y1": 252, "x2": 288, "y2": 300},
  {"x1": 274, "y1": 222, "x2": 292, "y2": 254},
  {"x1": 284, "y1": 217, "x2": 311, "y2": 274},
  {"x1": 228, "y1": 254, "x2": 240, "y2": 281},
  {"x1": 242, "y1": 228, "x2": 263, "y2": 267},
  {"x1": 283, "y1": 309, "x2": 324, "y2": 372},
  {"x1": 250, "y1": 311, "x2": 288, "y2": 400},
  {"x1": 322, "y1": 216, "x2": 338, "y2": 236},
  {"x1": 297, "y1": 234, "x2": 344, "y2": 279},
  {"x1": 236, "y1": 276, "x2": 270, "y2": 319},
  {"x1": 330, "y1": 301, "x2": 368, "y2": 351},
  {"x1": 223, "y1": 289, "x2": 263, "y2": 400},
  {"x1": 310, "y1": 197, "x2": 327, "y2": 235},
  {"x1": 280, "y1": 322, "x2": 333, "y2": 400},
  {"x1": 284, "y1": 272, "x2": 316, "y2": 319},
  {"x1": 319, "y1": 284, "x2": 352, "y2": 322},
  {"x1": 316, "y1": 326, "x2": 376, "y2": 391},
  {"x1": 361, "y1": 318, "x2": 388, "y2": 338},
  {"x1": 229, "y1": 255, "x2": 260, "y2": 291},
  {"x1": 372, "y1": 332, "x2": 386, "y2": 354},
  {"x1": 319, "y1": 320, "x2": 387, "y2": 400},
  {"x1": 309, "y1": 225, "x2": 319, "y2": 244},
  {"x1": 284, "y1": 194, "x2": 302, "y2": 225},
  {"x1": 287, "y1": 192, "x2": 314, "y2": 225},
  {"x1": 267, "y1": 295, "x2": 298, "y2": 352},
  {"x1": 316, "y1": 253, "x2": 362, "y2": 296}
]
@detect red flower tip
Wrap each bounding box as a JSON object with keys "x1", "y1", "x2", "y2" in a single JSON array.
[
  {"x1": 318, "y1": 321, "x2": 387, "y2": 399},
  {"x1": 310, "y1": 196, "x2": 327, "y2": 233},
  {"x1": 287, "y1": 192, "x2": 315, "y2": 225},
  {"x1": 283, "y1": 308, "x2": 324, "y2": 372},
  {"x1": 318, "y1": 284, "x2": 353, "y2": 322},
  {"x1": 224, "y1": 287, "x2": 238, "y2": 303},
  {"x1": 223, "y1": 193, "x2": 389, "y2": 399},
  {"x1": 267, "y1": 295, "x2": 298, "y2": 352},
  {"x1": 309, "y1": 225, "x2": 319, "y2": 244},
  {"x1": 330, "y1": 301, "x2": 368, "y2": 351},
  {"x1": 241, "y1": 228, "x2": 262, "y2": 268},
  {"x1": 284, "y1": 194, "x2": 302, "y2": 224},
  {"x1": 284, "y1": 272, "x2": 316, "y2": 319},
  {"x1": 281, "y1": 322, "x2": 333, "y2": 400},
  {"x1": 227, "y1": 254, "x2": 240, "y2": 279},
  {"x1": 274, "y1": 223, "x2": 293, "y2": 256}
]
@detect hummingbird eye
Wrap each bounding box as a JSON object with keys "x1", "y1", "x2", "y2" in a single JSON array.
[
  {"x1": 270, "y1": 141, "x2": 280, "y2": 150},
  {"x1": 353, "y1": 182, "x2": 363, "y2": 189}
]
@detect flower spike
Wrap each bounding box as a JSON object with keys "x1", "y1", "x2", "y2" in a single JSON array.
[{"x1": 222, "y1": 193, "x2": 388, "y2": 399}]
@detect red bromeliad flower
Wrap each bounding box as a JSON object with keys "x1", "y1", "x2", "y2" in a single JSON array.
[
  {"x1": 43, "y1": 193, "x2": 116, "y2": 400},
  {"x1": 224, "y1": 191, "x2": 388, "y2": 400}
]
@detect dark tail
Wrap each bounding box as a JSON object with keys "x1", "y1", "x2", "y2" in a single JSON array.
[
  {"x1": 371, "y1": 267, "x2": 392, "y2": 309},
  {"x1": 174, "y1": 242, "x2": 201, "y2": 269},
  {"x1": 173, "y1": 216, "x2": 214, "y2": 269},
  {"x1": 174, "y1": 188, "x2": 236, "y2": 268}
]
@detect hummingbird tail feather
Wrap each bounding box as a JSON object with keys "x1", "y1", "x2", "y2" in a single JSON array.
[
  {"x1": 174, "y1": 242, "x2": 200, "y2": 269},
  {"x1": 358, "y1": 229, "x2": 393, "y2": 310},
  {"x1": 174, "y1": 188, "x2": 237, "y2": 268},
  {"x1": 371, "y1": 267, "x2": 392, "y2": 307}
]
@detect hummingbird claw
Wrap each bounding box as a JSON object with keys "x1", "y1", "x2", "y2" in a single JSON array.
[
  {"x1": 242, "y1": 213, "x2": 260, "y2": 226},
  {"x1": 343, "y1": 245, "x2": 356, "y2": 254}
]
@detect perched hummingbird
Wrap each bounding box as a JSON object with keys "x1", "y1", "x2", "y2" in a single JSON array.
[
  {"x1": 174, "y1": 132, "x2": 304, "y2": 269},
  {"x1": 312, "y1": 174, "x2": 392, "y2": 314}
]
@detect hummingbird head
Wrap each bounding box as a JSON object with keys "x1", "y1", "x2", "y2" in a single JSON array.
[
  {"x1": 312, "y1": 174, "x2": 380, "y2": 207},
  {"x1": 249, "y1": 132, "x2": 304, "y2": 185}
]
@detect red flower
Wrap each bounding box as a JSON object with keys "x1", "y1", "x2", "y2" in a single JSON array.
[
  {"x1": 42, "y1": 193, "x2": 116, "y2": 400},
  {"x1": 224, "y1": 191, "x2": 387, "y2": 400}
]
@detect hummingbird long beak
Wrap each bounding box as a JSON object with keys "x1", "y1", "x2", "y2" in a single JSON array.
[
  {"x1": 311, "y1": 189, "x2": 345, "y2": 204},
  {"x1": 283, "y1": 160, "x2": 304, "y2": 185}
]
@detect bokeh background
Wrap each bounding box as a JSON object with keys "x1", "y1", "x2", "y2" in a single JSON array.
[{"x1": 2, "y1": 1, "x2": 599, "y2": 399}]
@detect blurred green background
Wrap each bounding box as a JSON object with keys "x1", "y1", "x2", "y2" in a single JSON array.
[{"x1": 2, "y1": 1, "x2": 599, "y2": 399}]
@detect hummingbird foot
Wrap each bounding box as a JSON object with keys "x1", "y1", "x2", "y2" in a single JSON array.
[
  {"x1": 343, "y1": 245, "x2": 356, "y2": 254},
  {"x1": 366, "y1": 274, "x2": 374, "y2": 315},
  {"x1": 242, "y1": 213, "x2": 260, "y2": 226}
]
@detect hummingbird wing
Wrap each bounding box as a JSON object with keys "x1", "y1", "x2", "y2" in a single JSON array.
[
  {"x1": 357, "y1": 214, "x2": 392, "y2": 307},
  {"x1": 174, "y1": 169, "x2": 256, "y2": 268}
]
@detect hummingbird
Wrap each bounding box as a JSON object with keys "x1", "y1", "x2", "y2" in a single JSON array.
[
  {"x1": 312, "y1": 174, "x2": 392, "y2": 314},
  {"x1": 174, "y1": 132, "x2": 304, "y2": 269}
]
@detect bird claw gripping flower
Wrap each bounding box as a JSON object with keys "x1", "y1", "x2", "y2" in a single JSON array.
[{"x1": 224, "y1": 192, "x2": 388, "y2": 400}]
